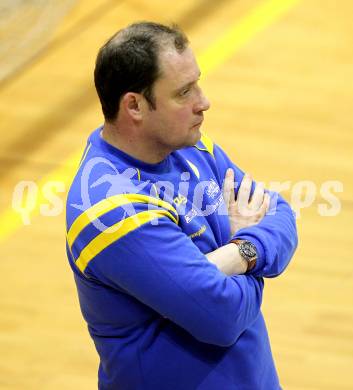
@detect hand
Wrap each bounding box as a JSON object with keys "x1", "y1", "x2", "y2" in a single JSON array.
[{"x1": 223, "y1": 169, "x2": 270, "y2": 236}]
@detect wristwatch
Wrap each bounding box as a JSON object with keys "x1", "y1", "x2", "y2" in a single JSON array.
[{"x1": 230, "y1": 239, "x2": 257, "y2": 272}]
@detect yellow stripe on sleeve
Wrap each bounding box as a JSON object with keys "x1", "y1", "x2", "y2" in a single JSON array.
[
  {"x1": 75, "y1": 209, "x2": 170, "y2": 272},
  {"x1": 67, "y1": 193, "x2": 178, "y2": 248}
]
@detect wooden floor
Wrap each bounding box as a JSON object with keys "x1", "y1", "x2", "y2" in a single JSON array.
[{"x1": 0, "y1": 1, "x2": 352, "y2": 389}]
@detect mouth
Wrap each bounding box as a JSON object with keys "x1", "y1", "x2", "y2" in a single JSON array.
[{"x1": 192, "y1": 119, "x2": 203, "y2": 128}]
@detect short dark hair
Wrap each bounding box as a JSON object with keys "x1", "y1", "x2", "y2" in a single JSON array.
[{"x1": 94, "y1": 22, "x2": 189, "y2": 122}]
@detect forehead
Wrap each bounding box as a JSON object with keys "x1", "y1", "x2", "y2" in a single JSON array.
[{"x1": 156, "y1": 46, "x2": 200, "y2": 89}]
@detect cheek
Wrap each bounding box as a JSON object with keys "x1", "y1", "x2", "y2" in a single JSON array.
[
  {"x1": 174, "y1": 107, "x2": 193, "y2": 127},
  {"x1": 155, "y1": 101, "x2": 193, "y2": 132}
]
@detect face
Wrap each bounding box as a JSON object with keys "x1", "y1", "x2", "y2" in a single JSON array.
[{"x1": 141, "y1": 45, "x2": 210, "y2": 152}]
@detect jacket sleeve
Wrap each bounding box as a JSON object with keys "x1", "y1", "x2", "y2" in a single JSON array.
[
  {"x1": 213, "y1": 143, "x2": 298, "y2": 278},
  {"x1": 70, "y1": 201, "x2": 264, "y2": 347}
]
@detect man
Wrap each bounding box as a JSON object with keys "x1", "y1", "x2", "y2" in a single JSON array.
[{"x1": 66, "y1": 22, "x2": 298, "y2": 389}]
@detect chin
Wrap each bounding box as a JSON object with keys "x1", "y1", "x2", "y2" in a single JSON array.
[
  {"x1": 191, "y1": 128, "x2": 202, "y2": 144},
  {"x1": 173, "y1": 129, "x2": 202, "y2": 151}
]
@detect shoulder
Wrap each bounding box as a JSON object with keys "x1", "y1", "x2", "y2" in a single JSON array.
[
  {"x1": 179, "y1": 132, "x2": 231, "y2": 163},
  {"x1": 175, "y1": 132, "x2": 233, "y2": 181}
]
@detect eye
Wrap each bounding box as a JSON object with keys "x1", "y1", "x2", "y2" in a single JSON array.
[{"x1": 180, "y1": 88, "x2": 190, "y2": 96}]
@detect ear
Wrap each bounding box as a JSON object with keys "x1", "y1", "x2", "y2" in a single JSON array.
[{"x1": 121, "y1": 92, "x2": 143, "y2": 121}]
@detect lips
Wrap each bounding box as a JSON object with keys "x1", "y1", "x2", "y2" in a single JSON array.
[{"x1": 192, "y1": 119, "x2": 203, "y2": 128}]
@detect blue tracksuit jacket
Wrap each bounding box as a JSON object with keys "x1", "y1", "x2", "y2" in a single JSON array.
[{"x1": 66, "y1": 127, "x2": 298, "y2": 389}]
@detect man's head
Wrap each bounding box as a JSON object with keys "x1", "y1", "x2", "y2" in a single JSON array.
[
  {"x1": 94, "y1": 22, "x2": 189, "y2": 122},
  {"x1": 95, "y1": 22, "x2": 210, "y2": 153}
]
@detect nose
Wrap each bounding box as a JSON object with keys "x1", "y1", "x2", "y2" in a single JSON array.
[{"x1": 194, "y1": 88, "x2": 211, "y2": 113}]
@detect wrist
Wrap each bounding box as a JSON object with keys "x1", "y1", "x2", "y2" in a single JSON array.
[
  {"x1": 230, "y1": 239, "x2": 258, "y2": 273},
  {"x1": 230, "y1": 243, "x2": 248, "y2": 274}
]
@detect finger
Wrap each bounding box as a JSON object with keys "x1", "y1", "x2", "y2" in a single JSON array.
[
  {"x1": 237, "y1": 173, "x2": 252, "y2": 209},
  {"x1": 265, "y1": 192, "x2": 271, "y2": 213},
  {"x1": 228, "y1": 169, "x2": 235, "y2": 206},
  {"x1": 257, "y1": 193, "x2": 271, "y2": 218},
  {"x1": 249, "y1": 182, "x2": 265, "y2": 210},
  {"x1": 250, "y1": 193, "x2": 270, "y2": 223},
  {"x1": 222, "y1": 168, "x2": 233, "y2": 210}
]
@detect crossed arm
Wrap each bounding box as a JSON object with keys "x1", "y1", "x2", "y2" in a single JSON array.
[
  {"x1": 206, "y1": 167, "x2": 297, "y2": 277},
  {"x1": 74, "y1": 153, "x2": 297, "y2": 345}
]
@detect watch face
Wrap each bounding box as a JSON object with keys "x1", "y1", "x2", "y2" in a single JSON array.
[{"x1": 240, "y1": 242, "x2": 257, "y2": 259}]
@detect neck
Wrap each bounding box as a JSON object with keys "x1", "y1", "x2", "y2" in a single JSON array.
[{"x1": 101, "y1": 122, "x2": 170, "y2": 164}]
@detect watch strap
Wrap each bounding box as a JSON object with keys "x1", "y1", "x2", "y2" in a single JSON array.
[{"x1": 230, "y1": 239, "x2": 257, "y2": 272}]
